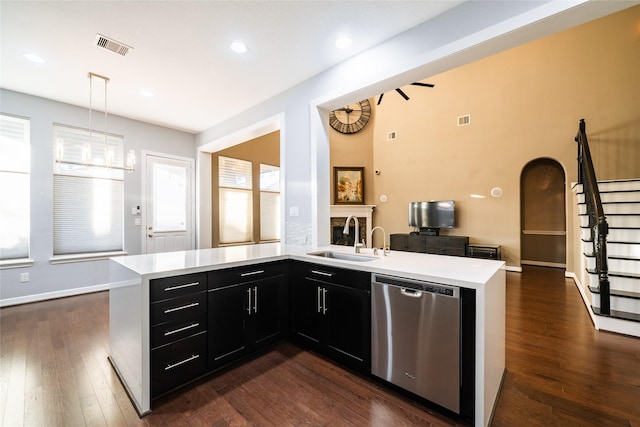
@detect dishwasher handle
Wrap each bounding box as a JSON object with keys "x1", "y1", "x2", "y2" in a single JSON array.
[{"x1": 400, "y1": 288, "x2": 422, "y2": 298}]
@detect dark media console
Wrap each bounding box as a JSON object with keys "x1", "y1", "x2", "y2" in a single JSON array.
[
  {"x1": 390, "y1": 234, "x2": 469, "y2": 257},
  {"x1": 390, "y1": 234, "x2": 502, "y2": 260}
]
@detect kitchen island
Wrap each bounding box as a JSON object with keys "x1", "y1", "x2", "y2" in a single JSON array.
[{"x1": 109, "y1": 243, "x2": 505, "y2": 427}]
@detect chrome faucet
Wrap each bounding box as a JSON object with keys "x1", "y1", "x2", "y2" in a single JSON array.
[
  {"x1": 370, "y1": 226, "x2": 389, "y2": 256},
  {"x1": 343, "y1": 215, "x2": 362, "y2": 253}
]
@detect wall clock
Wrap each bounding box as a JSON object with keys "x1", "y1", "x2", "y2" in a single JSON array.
[{"x1": 329, "y1": 99, "x2": 371, "y2": 134}]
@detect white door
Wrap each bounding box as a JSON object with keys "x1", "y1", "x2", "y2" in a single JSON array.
[{"x1": 144, "y1": 153, "x2": 194, "y2": 254}]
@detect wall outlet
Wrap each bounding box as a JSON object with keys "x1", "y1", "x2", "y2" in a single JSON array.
[{"x1": 20, "y1": 272, "x2": 29, "y2": 283}]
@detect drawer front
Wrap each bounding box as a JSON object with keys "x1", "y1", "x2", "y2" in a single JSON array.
[
  {"x1": 209, "y1": 261, "x2": 286, "y2": 289},
  {"x1": 390, "y1": 234, "x2": 409, "y2": 251},
  {"x1": 151, "y1": 332, "x2": 207, "y2": 396},
  {"x1": 151, "y1": 313, "x2": 207, "y2": 349},
  {"x1": 151, "y1": 292, "x2": 206, "y2": 326},
  {"x1": 150, "y1": 272, "x2": 207, "y2": 303},
  {"x1": 293, "y1": 261, "x2": 370, "y2": 291}
]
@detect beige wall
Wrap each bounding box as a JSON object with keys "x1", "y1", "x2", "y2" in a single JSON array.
[
  {"x1": 211, "y1": 131, "x2": 280, "y2": 246},
  {"x1": 331, "y1": 6, "x2": 640, "y2": 268}
]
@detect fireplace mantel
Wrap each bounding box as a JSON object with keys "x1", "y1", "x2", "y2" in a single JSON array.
[{"x1": 330, "y1": 205, "x2": 375, "y2": 248}]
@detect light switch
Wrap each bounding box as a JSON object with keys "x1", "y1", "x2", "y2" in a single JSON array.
[
  {"x1": 134, "y1": 218, "x2": 141, "y2": 226},
  {"x1": 289, "y1": 206, "x2": 299, "y2": 217}
]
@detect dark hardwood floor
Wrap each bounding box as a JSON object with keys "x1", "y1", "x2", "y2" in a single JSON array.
[{"x1": 1, "y1": 266, "x2": 639, "y2": 426}]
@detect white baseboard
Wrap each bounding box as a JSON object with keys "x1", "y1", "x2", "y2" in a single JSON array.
[
  {"x1": 505, "y1": 265, "x2": 522, "y2": 273},
  {"x1": 0, "y1": 283, "x2": 109, "y2": 308},
  {"x1": 521, "y1": 260, "x2": 566, "y2": 268},
  {"x1": 565, "y1": 271, "x2": 598, "y2": 328}
]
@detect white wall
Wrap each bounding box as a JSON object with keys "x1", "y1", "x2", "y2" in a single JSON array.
[
  {"x1": 0, "y1": 89, "x2": 196, "y2": 305},
  {"x1": 195, "y1": 1, "x2": 633, "y2": 250}
]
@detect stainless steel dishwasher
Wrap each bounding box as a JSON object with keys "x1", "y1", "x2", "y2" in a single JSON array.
[{"x1": 371, "y1": 273, "x2": 460, "y2": 413}]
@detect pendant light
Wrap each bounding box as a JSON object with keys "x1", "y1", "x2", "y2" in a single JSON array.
[{"x1": 55, "y1": 72, "x2": 135, "y2": 172}]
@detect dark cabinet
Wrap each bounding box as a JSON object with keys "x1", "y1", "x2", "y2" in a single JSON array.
[
  {"x1": 207, "y1": 262, "x2": 288, "y2": 370},
  {"x1": 149, "y1": 272, "x2": 208, "y2": 397},
  {"x1": 390, "y1": 234, "x2": 469, "y2": 257},
  {"x1": 291, "y1": 261, "x2": 371, "y2": 372}
]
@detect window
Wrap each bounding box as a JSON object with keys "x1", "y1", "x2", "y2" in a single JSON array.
[
  {"x1": 219, "y1": 156, "x2": 252, "y2": 244},
  {"x1": 0, "y1": 114, "x2": 30, "y2": 262},
  {"x1": 52, "y1": 124, "x2": 124, "y2": 256},
  {"x1": 260, "y1": 164, "x2": 280, "y2": 241}
]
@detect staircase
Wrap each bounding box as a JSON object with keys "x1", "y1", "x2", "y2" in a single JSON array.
[{"x1": 576, "y1": 178, "x2": 640, "y2": 336}]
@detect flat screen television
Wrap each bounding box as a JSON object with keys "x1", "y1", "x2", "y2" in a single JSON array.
[{"x1": 408, "y1": 200, "x2": 456, "y2": 231}]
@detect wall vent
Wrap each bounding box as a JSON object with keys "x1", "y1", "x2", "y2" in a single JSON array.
[
  {"x1": 94, "y1": 34, "x2": 133, "y2": 56},
  {"x1": 457, "y1": 115, "x2": 471, "y2": 126},
  {"x1": 387, "y1": 131, "x2": 397, "y2": 141}
]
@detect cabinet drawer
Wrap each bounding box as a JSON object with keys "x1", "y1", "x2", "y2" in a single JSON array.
[
  {"x1": 151, "y1": 314, "x2": 207, "y2": 349},
  {"x1": 209, "y1": 261, "x2": 286, "y2": 289},
  {"x1": 151, "y1": 292, "x2": 206, "y2": 326},
  {"x1": 150, "y1": 272, "x2": 207, "y2": 303},
  {"x1": 390, "y1": 234, "x2": 409, "y2": 251},
  {"x1": 292, "y1": 261, "x2": 370, "y2": 291},
  {"x1": 151, "y1": 332, "x2": 207, "y2": 396}
]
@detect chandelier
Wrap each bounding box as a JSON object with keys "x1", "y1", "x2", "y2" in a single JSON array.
[{"x1": 55, "y1": 72, "x2": 135, "y2": 171}]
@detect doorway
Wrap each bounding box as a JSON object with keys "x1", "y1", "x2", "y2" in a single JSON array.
[
  {"x1": 520, "y1": 158, "x2": 566, "y2": 268},
  {"x1": 143, "y1": 152, "x2": 195, "y2": 254}
]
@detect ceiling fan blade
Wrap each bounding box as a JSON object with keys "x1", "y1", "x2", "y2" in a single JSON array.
[
  {"x1": 395, "y1": 88, "x2": 409, "y2": 100},
  {"x1": 377, "y1": 94, "x2": 384, "y2": 105},
  {"x1": 410, "y1": 82, "x2": 435, "y2": 87}
]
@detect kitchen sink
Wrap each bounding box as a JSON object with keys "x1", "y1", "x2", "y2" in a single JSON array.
[{"x1": 307, "y1": 251, "x2": 377, "y2": 262}]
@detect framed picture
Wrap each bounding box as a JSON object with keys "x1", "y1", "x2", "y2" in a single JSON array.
[{"x1": 334, "y1": 167, "x2": 364, "y2": 204}]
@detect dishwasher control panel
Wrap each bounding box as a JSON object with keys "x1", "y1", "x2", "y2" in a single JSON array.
[{"x1": 372, "y1": 273, "x2": 459, "y2": 298}]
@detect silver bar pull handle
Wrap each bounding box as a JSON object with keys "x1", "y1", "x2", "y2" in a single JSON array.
[
  {"x1": 253, "y1": 286, "x2": 258, "y2": 313},
  {"x1": 322, "y1": 288, "x2": 328, "y2": 314},
  {"x1": 317, "y1": 286, "x2": 322, "y2": 313},
  {"x1": 165, "y1": 354, "x2": 199, "y2": 371},
  {"x1": 400, "y1": 288, "x2": 422, "y2": 298},
  {"x1": 164, "y1": 322, "x2": 200, "y2": 336},
  {"x1": 164, "y1": 302, "x2": 199, "y2": 313},
  {"x1": 247, "y1": 288, "x2": 252, "y2": 314},
  {"x1": 240, "y1": 270, "x2": 265, "y2": 277},
  {"x1": 311, "y1": 270, "x2": 333, "y2": 277},
  {"x1": 164, "y1": 282, "x2": 199, "y2": 292}
]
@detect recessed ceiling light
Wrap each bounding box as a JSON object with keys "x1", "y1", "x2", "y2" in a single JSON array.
[
  {"x1": 230, "y1": 41, "x2": 248, "y2": 54},
  {"x1": 140, "y1": 90, "x2": 153, "y2": 97},
  {"x1": 23, "y1": 53, "x2": 46, "y2": 64},
  {"x1": 335, "y1": 36, "x2": 353, "y2": 49}
]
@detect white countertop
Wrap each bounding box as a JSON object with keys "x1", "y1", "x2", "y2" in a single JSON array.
[{"x1": 111, "y1": 243, "x2": 504, "y2": 290}]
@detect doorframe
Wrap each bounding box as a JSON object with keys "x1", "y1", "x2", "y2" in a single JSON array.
[
  {"x1": 141, "y1": 150, "x2": 196, "y2": 254},
  {"x1": 520, "y1": 157, "x2": 568, "y2": 268}
]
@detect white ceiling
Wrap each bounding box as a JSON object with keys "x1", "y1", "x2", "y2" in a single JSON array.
[{"x1": 0, "y1": 1, "x2": 466, "y2": 134}]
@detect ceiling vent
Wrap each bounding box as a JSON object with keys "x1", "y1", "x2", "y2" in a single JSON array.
[{"x1": 94, "y1": 34, "x2": 133, "y2": 56}]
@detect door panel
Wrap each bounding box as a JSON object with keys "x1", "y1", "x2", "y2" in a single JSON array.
[
  {"x1": 145, "y1": 153, "x2": 194, "y2": 254},
  {"x1": 252, "y1": 278, "x2": 281, "y2": 345},
  {"x1": 208, "y1": 285, "x2": 247, "y2": 368},
  {"x1": 326, "y1": 284, "x2": 370, "y2": 368},
  {"x1": 292, "y1": 279, "x2": 322, "y2": 345}
]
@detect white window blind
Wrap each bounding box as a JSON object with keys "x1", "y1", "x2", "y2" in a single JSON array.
[
  {"x1": 0, "y1": 114, "x2": 30, "y2": 260},
  {"x1": 260, "y1": 164, "x2": 280, "y2": 241},
  {"x1": 53, "y1": 124, "x2": 124, "y2": 255},
  {"x1": 219, "y1": 156, "x2": 252, "y2": 244}
]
